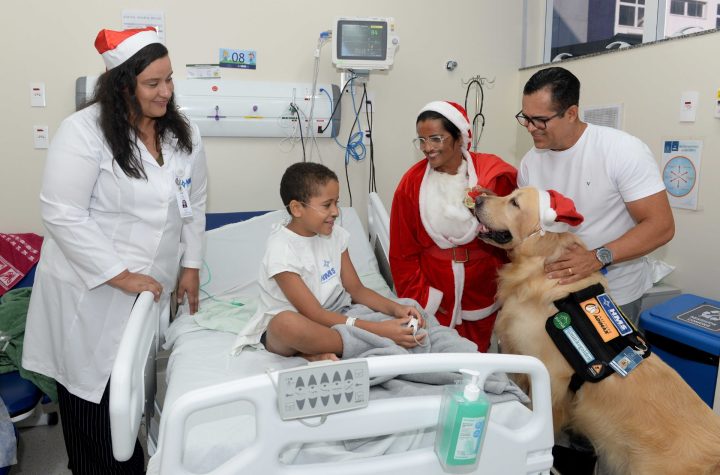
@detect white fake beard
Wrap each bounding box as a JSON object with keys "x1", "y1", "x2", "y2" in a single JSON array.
[{"x1": 424, "y1": 160, "x2": 475, "y2": 240}]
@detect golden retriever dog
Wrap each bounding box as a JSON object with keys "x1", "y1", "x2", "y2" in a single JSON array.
[{"x1": 473, "y1": 186, "x2": 720, "y2": 475}]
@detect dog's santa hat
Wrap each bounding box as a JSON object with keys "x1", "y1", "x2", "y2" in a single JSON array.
[
  {"x1": 418, "y1": 101, "x2": 472, "y2": 151},
  {"x1": 95, "y1": 27, "x2": 161, "y2": 70},
  {"x1": 538, "y1": 189, "x2": 584, "y2": 233}
]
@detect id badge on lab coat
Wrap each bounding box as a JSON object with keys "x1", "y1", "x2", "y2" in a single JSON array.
[
  {"x1": 176, "y1": 188, "x2": 193, "y2": 218},
  {"x1": 175, "y1": 163, "x2": 193, "y2": 218}
]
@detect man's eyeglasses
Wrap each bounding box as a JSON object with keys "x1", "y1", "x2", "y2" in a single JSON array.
[
  {"x1": 515, "y1": 109, "x2": 566, "y2": 130},
  {"x1": 412, "y1": 135, "x2": 449, "y2": 151}
]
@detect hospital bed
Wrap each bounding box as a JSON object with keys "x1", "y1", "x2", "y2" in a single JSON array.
[{"x1": 109, "y1": 198, "x2": 555, "y2": 474}]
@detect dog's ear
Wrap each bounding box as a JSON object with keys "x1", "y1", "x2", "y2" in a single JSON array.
[{"x1": 515, "y1": 188, "x2": 543, "y2": 238}]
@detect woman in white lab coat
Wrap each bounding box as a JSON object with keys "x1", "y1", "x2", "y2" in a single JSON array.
[{"x1": 22, "y1": 27, "x2": 207, "y2": 474}]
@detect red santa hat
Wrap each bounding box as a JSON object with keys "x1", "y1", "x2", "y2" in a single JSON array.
[
  {"x1": 418, "y1": 101, "x2": 472, "y2": 151},
  {"x1": 94, "y1": 27, "x2": 161, "y2": 70},
  {"x1": 537, "y1": 189, "x2": 584, "y2": 233}
]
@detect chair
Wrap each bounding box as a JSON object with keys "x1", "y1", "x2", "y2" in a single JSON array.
[
  {"x1": 0, "y1": 372, "x2": 42, "y2": 423},
  {"x1": 1, "y1": 264, "x2": 55, "y2": 474},
  {"x1": 0, "y1": 265, "x2": 58, "y2": 426}
]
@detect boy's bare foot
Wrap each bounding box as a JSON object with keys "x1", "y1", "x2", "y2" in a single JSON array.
[{"x1": 300, "y1": 352, "x2": 339, "y2": 362}]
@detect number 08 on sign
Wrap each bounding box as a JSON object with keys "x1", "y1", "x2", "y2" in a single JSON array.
[{"x1": 219, "y1": 48, "x2": 257, "y2": 69}]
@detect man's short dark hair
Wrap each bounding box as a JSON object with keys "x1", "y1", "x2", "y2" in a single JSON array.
[
  {"x1": 523, "y1": 66, "x2": 580, "y2": 113},
  {"x1": 280, "y1": 162, "x2": 338, "y2": 210}
]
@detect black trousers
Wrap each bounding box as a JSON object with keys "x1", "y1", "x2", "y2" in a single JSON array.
[{"x1": 57, "y1": 381, "x2": 145, "y2": 475}]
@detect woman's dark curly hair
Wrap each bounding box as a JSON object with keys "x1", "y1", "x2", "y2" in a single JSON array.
[{"x1": 91, "y1": 43, "x2": 192, "y2": 179}]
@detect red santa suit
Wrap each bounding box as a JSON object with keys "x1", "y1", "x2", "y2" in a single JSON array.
[{"x1": 390, "y1": 152, "x2": 516, "y2": 351}]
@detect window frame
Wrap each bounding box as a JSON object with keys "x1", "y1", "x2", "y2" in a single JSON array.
[
  {"x1": 618, "y1": 0, "x2": 647, "y2": 28},
  {"x1": 670, "y1": 0, "x2": 686, "y2": 15},
  {"x1": 670, "y1": 0, "x2": 708, "y2": 17},
  {"x1": 686, "y1": 1, "x2": 706, "y2": 17},
  {"x1": 539, "y1": 0, "x2": 696, "y2": 64}
]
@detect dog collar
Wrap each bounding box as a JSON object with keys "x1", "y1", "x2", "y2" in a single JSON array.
[
  {"x1": 525, "y1": 227, "x2": 544, "y2": 240},
  {"x1": 518, "y1": 226, "x2": 544, "y2": 245}
]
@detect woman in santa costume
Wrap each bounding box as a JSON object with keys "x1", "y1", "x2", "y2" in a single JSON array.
[{"x1": 389, "y1": 101, "x2": 516, "y2": 351}]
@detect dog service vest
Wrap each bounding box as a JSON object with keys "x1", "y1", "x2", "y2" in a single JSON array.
[{"x1": 545, "y1": 283, "x2": 651, "y2": 393}]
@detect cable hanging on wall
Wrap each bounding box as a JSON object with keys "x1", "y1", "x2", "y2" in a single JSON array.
[
  {"x1": 463, "y1": 76, "x2": 494, "y2": 152},
  {"x1": 320, "y1": 74, "x2": 377, "y2": 207},
  {"x1": 364, "y1": 83, "x2": 376, "y2": 195}
]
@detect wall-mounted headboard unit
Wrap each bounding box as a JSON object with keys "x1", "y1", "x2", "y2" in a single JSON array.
[{"x1": 75, "y1": 77, "x2": 341, "y2": 138}]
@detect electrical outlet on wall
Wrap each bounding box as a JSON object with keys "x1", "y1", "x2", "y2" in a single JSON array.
[
  {"x1": 339, "y1": 71, "x2": 369, "y2": 93},
  {"x1": 340, "y1": 71, "x2": 353, "y2": 93},
  {"x1": 30, "y1": 82, "x2": 46, "y2": 107},
  {"x1": 33, "y1": 125, "x2": 50, "y2": 149}
]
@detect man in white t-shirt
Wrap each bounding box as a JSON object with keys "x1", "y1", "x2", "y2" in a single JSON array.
[
  {"x1": 517, "y1": 66, "x2": 675, "y2": 475},
  {"x1": 516, "y1": 67, "x2": 674, "y2": 325}
]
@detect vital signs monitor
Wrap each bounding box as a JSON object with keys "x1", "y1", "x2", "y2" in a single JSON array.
[{"x1": 332, "y1": 17, "x2": 399, "y2": 71}]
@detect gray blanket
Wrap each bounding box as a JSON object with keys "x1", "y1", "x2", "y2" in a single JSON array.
[
  {"x1": 326, "y1": 299, "x2": 528, "y2": 453},
  {"x1": 332, "y1": 299, "x2": 529, "y2": 405}
]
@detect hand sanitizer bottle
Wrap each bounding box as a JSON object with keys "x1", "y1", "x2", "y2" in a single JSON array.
[{"x1": 434, "y1": 369, "x2": 491, "y2": 473}]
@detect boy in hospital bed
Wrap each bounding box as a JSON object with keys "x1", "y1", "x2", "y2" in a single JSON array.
[{"x1": 232, "y1": 162, "x2": 427, "y2": 361}]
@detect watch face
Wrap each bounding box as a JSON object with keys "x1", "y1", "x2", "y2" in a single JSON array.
[{"x1": 596, "y1": 248, "x2": 612, "y2": 265}]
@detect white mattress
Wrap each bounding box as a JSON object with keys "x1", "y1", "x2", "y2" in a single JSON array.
[{"x1": 161, "y1": 320, "x2": 303, "y2": 471}]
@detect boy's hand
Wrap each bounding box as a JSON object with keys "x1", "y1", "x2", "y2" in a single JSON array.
[
  {"x1": 375, "y1": 317, "x2": 427, "y2": 349},
  {"x1": 393, "y1": 304, "x2": 425, "y2": 329}
]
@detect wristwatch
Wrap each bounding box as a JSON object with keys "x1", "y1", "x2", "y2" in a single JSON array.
[{"x1": 594, "y1": 247, "x2": 614, "y2": 268}]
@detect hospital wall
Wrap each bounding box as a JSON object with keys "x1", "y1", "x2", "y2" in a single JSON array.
[
  {"x1": 1, "y1": 1, "x2": 526, "y2": 233},
  {"x1": 5, "y1": 1, "x2": 714, "y2": 303},
  {"x1": 516, "y1": 31, "x2": 720, "y2": 301}
]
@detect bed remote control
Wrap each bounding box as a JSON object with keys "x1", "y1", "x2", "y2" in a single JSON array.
[
  {"x1": 406, "y1": 316, "x2": 419, "y2": 335},
  {"x1": 276, "y1": 359, "x2": 370, "y2": 420}
]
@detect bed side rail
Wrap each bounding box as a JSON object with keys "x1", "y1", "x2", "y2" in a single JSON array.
[
  {"x1": 367, "y1": 191, "x2": 393, "y2": 290},
  {"x1": 156, "y1": 352, "x2": 553, "y2": 475},
  {"x1": 109, "y1": 291, "x2": 164, "y2": 461}
]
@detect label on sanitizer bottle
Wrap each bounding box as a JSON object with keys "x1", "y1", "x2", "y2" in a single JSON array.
[{"x1": 454, "y1": 416, "x2": 485, "y2": 460}]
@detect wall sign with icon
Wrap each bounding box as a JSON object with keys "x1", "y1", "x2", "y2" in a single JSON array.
[
  {"x1": 662, "y1": 139, "x2": 703, "y2": 210},
  {"x1": 219, "y1": 49, "x2": 257, "y2": 70}
]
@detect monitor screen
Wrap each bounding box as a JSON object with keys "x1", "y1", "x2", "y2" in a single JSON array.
[{"x1": 336, "y1": 20, "x2": 388, "y2": 61}]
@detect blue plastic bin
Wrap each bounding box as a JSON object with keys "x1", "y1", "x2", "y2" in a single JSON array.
[{"x1": 640, "y1": 294, "x2": 720, "y2": 409}]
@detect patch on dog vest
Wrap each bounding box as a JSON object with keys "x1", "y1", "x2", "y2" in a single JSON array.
[{"x1": 545, "y1": 283, "x2": 651, "y2": 389}]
